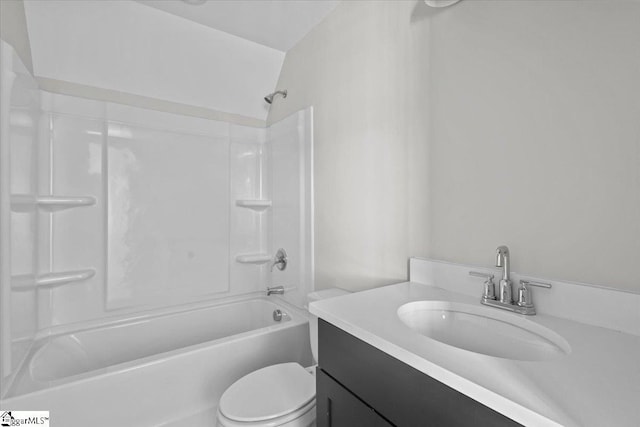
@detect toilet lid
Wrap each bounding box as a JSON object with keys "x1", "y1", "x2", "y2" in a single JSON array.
[{"x1": 219, "y1": 362, "x2": 315, "y2": 422}]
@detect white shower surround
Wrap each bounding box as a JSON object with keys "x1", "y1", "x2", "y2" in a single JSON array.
[
  {"x1": 0, "y1": 40, "x2": 40, "y2": 385},
  {"x1": 31, "y1": 93, "x2": 313, "y2": 325},
  {"x1": 0, "y1": 41, "x2": 314, "y2": 406}
]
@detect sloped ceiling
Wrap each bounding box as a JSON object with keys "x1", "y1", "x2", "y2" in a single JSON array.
[
  {"x1": 24, "y1": 0, "x2": 338, "y2": 121},
  {"x1": 137, "y1": 0, "x2": 340, "y2": 52}
]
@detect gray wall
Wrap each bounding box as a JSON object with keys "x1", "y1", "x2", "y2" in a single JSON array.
[
  {"x1": 268, "y1": 0, "x2": 640, "y2": 292},
  {"x1": 268, "y1": 1, "x2": 431, "y2": 291}
]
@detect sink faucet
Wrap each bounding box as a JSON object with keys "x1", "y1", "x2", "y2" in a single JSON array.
[
  {"x1": 469, "y1": 246, "x2": 551, "y2": 315},
  {"x1": 495, "y1": 245, "x2": 512, "y2": 304}
]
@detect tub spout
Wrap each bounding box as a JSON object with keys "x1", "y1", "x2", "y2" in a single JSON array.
[{"x1": 267, "y1": 286, "x2": 285, "y2": 296}]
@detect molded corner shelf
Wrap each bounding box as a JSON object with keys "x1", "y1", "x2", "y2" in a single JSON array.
[
  {"x1": 12, "y1": 269, "x2": 96, "y2": 291},
  {"x1": 235, "y1": 200, "x2": 272, "y2": 212},
  {"x1": 11, "y1": 194, "x2": 97, "y2": 212},
  {"x1": 235, "y1": 254, "x2": 272, "y2": 265}
]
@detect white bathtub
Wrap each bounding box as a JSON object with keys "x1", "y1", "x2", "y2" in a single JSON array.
[{"x1": 1, "y1": 295, "x2": 313, "y2": 426}]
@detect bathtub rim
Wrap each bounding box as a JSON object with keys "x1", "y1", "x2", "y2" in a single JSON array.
[{"x1": 41, "y1": 291, "x2": 306, "y2": 340}]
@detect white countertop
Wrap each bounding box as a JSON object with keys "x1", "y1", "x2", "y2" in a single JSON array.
[{"x1": 310, "y1": 281, "x2": 640, "y2": 426}]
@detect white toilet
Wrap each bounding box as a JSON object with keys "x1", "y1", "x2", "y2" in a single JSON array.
[{"x1": 216, "y1": 288, "x2": 350, "y2": 427}]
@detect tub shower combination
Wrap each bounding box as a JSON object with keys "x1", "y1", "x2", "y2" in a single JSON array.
[{"x1": 0, "y1": 41, "x2": 314, "y2": 425}]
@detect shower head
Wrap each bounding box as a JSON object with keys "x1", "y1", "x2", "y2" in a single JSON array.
[{"x1": 264, "y1": 90, "x2": 287, "y2": 105}]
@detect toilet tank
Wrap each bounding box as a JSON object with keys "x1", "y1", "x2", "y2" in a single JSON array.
[{"x1": 307, "y1": 288, "x2": 350, "y2": 363}]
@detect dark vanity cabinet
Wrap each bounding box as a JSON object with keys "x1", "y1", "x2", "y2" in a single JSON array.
[
  {"x1": 316, "y1": 368, "x2": 393, "y2": 427},
  {"x1": 316, "y1": 319, "x2": 520, "y2": 427}
]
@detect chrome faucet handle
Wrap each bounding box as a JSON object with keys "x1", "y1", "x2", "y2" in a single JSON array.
[
  {"x1": 520, "y1": 280, "x2": 551, "y2": 288},
  {"x1": 517, "y1": 280, "x2": 551, "y2": 312},
  {"x1": 469, "y1": 271, "x2": 494, "y2": 279},
  {"x1": 270, "y1": 248, "x2": 288, "y2": 272},
  {"x1": 469, "y1": 271, "x2": 496, "y2": 302}
]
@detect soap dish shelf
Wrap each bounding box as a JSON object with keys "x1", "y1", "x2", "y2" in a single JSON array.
[
  {"x1": 11, "y1": 269, "x2": 96, "y2": 291},
  {"x1": 235, "y1": 254, "x2": 272, "y2": 265},
  {"x1": 11, "y1": 194, "x2": 97, "y2": 212},
  {"x1": 235, "y1": 200, "x2": 272, "y2": 212}
]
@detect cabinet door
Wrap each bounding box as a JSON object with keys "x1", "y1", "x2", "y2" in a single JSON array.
[
  {"x1": 316, "y1": 368, "x2": 392, "y2": 427},
  {"x1": 319, "y1": 320, "x2": 520, "y2": 427}
]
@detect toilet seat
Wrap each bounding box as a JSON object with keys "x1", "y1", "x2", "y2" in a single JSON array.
[
  {"x1": 216, "y1": 399, "x2": 315, "y2": 427},
  {"x1": 217, "y1": 363, "x2": 315, "y2": 427}
]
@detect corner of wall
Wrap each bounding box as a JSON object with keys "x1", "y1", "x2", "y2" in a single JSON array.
[{"x1": 0, "y1": 0, "x2": 33, "y2": 75}]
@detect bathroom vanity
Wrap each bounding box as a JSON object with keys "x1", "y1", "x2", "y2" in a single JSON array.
[
  {"x1": 310, "y1": 258, "x2": 640, "y2": 427},
  {"x1": 316, "y1": 319, "x2": 517, "y2": 426}
]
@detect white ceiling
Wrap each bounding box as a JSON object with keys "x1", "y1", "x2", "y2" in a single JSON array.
[{"x1": 136, "y1": 0, "x2": 340, "y2": 52}]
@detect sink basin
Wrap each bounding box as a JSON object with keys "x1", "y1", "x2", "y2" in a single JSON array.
[{"x1": 397, "y1": 301, "x2": 570, "y2": 361}]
